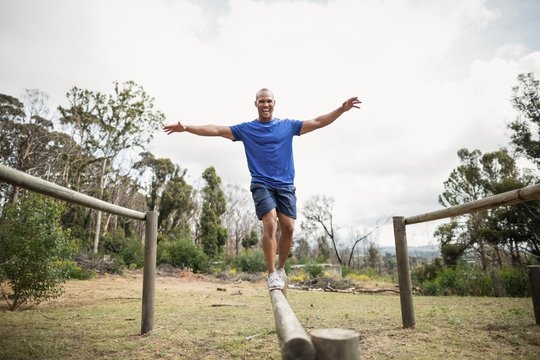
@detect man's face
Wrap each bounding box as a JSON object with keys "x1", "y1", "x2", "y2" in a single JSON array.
[{"x1": 255, "y1": 91, "x2": 275, "y2": 122}]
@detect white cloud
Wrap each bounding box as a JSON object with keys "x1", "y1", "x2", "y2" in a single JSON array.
[{"x1": 1, "y1": 0, "x2": 539, "y2": 247}]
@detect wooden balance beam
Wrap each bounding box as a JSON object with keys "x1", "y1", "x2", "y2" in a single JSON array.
[{"x1": 269, "y1": 289, "x2": 360, "y2": 360}]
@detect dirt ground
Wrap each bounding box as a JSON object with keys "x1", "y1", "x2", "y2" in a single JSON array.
[{"x1": 2, "y1": 270, "x2": 539, "y2": 360}]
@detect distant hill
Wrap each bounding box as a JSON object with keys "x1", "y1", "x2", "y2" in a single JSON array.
[{"x1": 380, "y1": 245, "x2": 440, "y2": 260}]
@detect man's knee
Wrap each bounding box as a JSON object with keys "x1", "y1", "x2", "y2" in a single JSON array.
[
  {"x1": 278, "y1": 217, "x2": 295, "y2": 237},
  {"x1": 261, "y1": 210, "x2": 278, "y2": 236}
]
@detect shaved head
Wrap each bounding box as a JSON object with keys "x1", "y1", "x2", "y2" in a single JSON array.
[{"x1": 256, "y1": 88, "x2": 274, "y2": 100}]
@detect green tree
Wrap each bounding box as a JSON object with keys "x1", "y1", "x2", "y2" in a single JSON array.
[
  {"x1": 509, "y1": 72, "x2": 540, "y2": 168},
  {"x1": 199, "y1": 167, "x2": 227, "y2": 258},
  {"x1": 0, "y1": 193, "x2": 70, "y2": 310},
  {"x1": 134, "y1": 152, "x2": 177, "y2": 211},
  {"x1": 58, "y1": 81, "x2": 165, "y2": 253},
  {"x1": 437, "y1": 148, "x2": 538, "y2": 267},
  {"x1": 0, "y1": 90, "x2": 77, "y2": 207},
  {"x1": 241, "y1": 229, "x2": 259, "y2": 250}
]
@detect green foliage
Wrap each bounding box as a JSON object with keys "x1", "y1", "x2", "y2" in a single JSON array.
[
  {"x1": 200, "y1": 167, "x2": 228, "y2": 258},
  {"x1": 241, "y1": 230, "x2": 259, "y2": 250},
  {"x1": 440, "y1": 243, "x2": 469, "y2": 266},
  {"x1": 414, "y1": 263, "x2": 530, "y2": 297},
  {"x1": 509, "y1": 72, "x2": 540, "y2": 168},
  {"x1": 233, "y1": 249, "x2": 267, "y2": 273},
  {"x1": 412, "y1": 258, "x2": 443, "y2": 284},
  {"x1": 158, "y1": 236, "x2": 208, "y2": 273},
  {"x1": 120, "y1": 237, "x2": 144, "y2": 268},
  {"x1": 0, "y1": 193, "x2": 70, "y2": 310},
  {"x1": 305, "y1": 263, "x2": 324, "y2": 278},
  {"x1": 499, "y1": 266, "x2": 530, "y2": 297},
  {"x1": 421, "y1": 266, "x2": 493, "y2": 296},
  {"x1": 101, "y1": 228, "x2": 127, "y2": 254},
  {"x1": 99, "y1": 228, "x2": 143, "y2": 268},
  {"x1": 60, "y1": 260, "x2": 95, "y2": 280}
]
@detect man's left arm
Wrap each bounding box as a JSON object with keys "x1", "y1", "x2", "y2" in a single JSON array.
[{"x1": 300, "y1": 97, "x2": 361, "y2": 135}]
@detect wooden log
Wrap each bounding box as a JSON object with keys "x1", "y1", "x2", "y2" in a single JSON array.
[
  {"x1": 528, "y1": 265, "x2": 540, "y2": 325},
  {"x1": 404, "y1": 183, "x2": 540, "y2": 225},
  {"x1": 310, "y1": 328, "x2": 360, "y2": 360},
  {"x1": 393, "y1": 216, "x2": 415, "y2": 329},
  {"x1": 141, "y1": 210, "x2": 158, "y2": 335},
  {"x1": 269, "y1": 290, "x2": 316, "y2": 360},
  {"x1": 0, "y1": 164, "x2": 145, "y2": 220}
]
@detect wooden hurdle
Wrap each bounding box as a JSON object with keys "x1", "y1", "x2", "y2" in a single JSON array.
[{"x1": 270, "y1": 289, "x2": 360, "y2": 359}]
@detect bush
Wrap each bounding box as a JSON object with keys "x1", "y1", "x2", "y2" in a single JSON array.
[
  {"x1": 159, "y1": 237, "x2": 208, "y2": 273},
  {"x1": 345, "y1": 273, "x2": 370, "y2": 282},
  {"x1": 0, "y1": 193, "x2": 70, "y2": 310},
  {"x1": 60, "y1": 260, "x2": 95, "y2": 280},
  {"x1": 120, "y1": 237, "x2": 144, "y2": 268},
  {"x1": 233, "y1": 250, "x2": 267, "y2": 273},
  {"x1": 422, "y1": 280, "x2": 440, "y2": 296},
  {"x1": 305, "y1": 263, "x2": 323, "y2": 278},
  {"x1": 101, "y1": 229, "x2": 127, "y2": 254},
  {"x1": 415, "y1": 264, "x2": 525, "y2": 297},
  {"x1": 499, "y1": 266, "x2": 530, "y2": 297}
]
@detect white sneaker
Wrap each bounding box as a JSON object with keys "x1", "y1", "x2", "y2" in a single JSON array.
[
  {"x1": 276, "y1": 268, "x2": 287, "y2": 286},
  {"x1": 267, "y1": 271, "x2": 285, "y2": 290}
]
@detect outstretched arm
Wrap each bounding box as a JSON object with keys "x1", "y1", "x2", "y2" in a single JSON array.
[
  {"x1": 300, "y1": 97, "x2": 361, "y2": 135},
  {"x1": 163, "y1": 121, "x2": 235, "y2": 140}
]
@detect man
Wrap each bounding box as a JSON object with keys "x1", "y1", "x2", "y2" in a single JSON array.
[{"x1": 163, "y1": 89, "x2": 361, "y2": 291}]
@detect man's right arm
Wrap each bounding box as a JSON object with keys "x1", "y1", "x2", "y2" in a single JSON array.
[{"x1": 163, "y1": 121, "x2": 235, "y2": 140}]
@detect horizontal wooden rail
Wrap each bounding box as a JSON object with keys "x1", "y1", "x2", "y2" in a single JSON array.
[
  {"x1": 0, "y1": 164, "x2": 145, "y2": 220},
  {"x1": 270, "y1": 290, "x2": 316, "y2": 360},
  {"x1": 394, "y1": 182, "x2": 540, "y2": 330},
  {"x1": 405, "y1": 183, "x2": 540, "y2": 225},
  {"x1": 0, "y1": 164, "x2": 155, "y2": 334}
]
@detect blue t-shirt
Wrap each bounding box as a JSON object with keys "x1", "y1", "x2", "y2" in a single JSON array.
[{"x1": 230, "y1": 118, "x2": 303, "y2": 187}]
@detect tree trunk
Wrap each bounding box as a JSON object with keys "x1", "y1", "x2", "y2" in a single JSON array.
[{"x1": 92, "y1": 158, "x2": 107, "y2": 254}]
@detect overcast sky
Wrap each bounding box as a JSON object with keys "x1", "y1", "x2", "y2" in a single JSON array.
[{"x1": 1, "y1": 0, "x2": 540, "y2": 247}]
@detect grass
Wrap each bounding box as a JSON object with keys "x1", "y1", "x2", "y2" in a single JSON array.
[{"x1": 0, "y1": 272, "x2": 539, "y2": 359}]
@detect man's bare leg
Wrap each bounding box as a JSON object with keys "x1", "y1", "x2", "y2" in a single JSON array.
[
  {"x1": 276, "y1": 213, "x2": 294, "y2": 269},
  {"x1": 261, "y1": 209, "x2": 278, "y2": 273}
]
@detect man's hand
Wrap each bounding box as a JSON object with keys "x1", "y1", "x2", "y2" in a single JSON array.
[
  {"x1": 163, "y1": 121, "x2": 187, "y2": 135},
  {"x1": 341, "y1": 97, "x2": 362, "y2": 112}
]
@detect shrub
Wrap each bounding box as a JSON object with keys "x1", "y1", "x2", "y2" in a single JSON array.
[
  {"x1": 60, "y1": 260, "x2": 95, "y2": 280},
  {"x1": 421, "y1": 280, "x2": 440, "y2": 296},
  {"x1": 0, "y1": 193, "x2": 70, "y2": 310},
  {"x1": 233, "y1": 250, "x2": 267, "y2": 273},
  {"x1": 120, "y1": 237, "x2": 144, "y2": 268},
  {"x1": 305, "y1": 263, "x2": 323, "y2": 278},
  {"x1": 159, "y1": 237, "x2": 208, "y2": 273},
  {"x1": 418, "y1": 264, "x2": 495, "y2": 297},
  {"x1": 345, "y1": 273, "x2": 370, "y2": 282},
  {"x1": 499, "y1": 266, "x2": 530, "y2": 297}
]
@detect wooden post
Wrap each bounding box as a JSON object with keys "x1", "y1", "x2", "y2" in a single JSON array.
[
  {"x1": 528, "y1": 265, "x2": 540, "y2": 325},
  {"x1": 269, "y1": 290, "x2": 316, "y2": 360},
  {"x1": 393, "y1": 216, "x2": 415, "y2": 329},
  {"x1": 141, "y1": 211, "x2": 158, "y2": 335},
  {"x1": 310, "y1": 328, "x2": 360, "y2": 360}
]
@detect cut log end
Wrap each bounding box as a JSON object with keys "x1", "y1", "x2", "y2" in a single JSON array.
[
  {"x1": 310, "y1": 328, "x2": 360, "y2": 360},
  {"x1": 281, "y1": 337, "x2": 317, "y2": 360}
]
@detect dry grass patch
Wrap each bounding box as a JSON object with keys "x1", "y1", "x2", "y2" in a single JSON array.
[{"x1": 0, "y1": 271, "x2": 538, "y2": 359}]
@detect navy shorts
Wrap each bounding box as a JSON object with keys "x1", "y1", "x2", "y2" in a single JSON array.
[{"x1": 250, "y1": 183, "x2": 297, "y2": 220}]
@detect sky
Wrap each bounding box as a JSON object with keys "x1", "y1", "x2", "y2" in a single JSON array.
[{"x1": 1, "y1": 0, "x2": 540, "y2": 248}]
